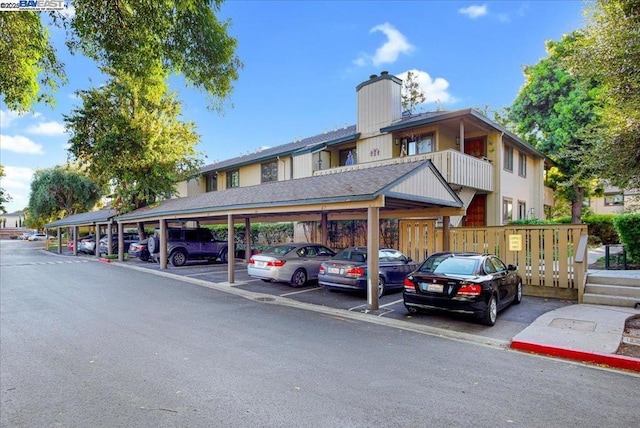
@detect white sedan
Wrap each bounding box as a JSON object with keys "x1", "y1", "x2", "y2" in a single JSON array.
[
  {"x1": 248, "y1": 243, "x2": 336, "y2": 287},
  {"x1": 28, "y1": 233, "x2": 50, "y2": 241}
]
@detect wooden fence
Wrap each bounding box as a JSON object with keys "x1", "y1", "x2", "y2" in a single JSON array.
[{"x1": 399, "y1": 221, "x2": 589, "y2": 300}]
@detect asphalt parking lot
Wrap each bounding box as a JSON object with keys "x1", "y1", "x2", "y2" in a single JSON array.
[{"x1": 119, "y1": 257, "x2": 574, "y2": 345}]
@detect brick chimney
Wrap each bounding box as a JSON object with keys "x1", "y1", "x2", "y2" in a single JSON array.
[{"x1": 355, "y1": 71, "x2": 402, "y2": 137}]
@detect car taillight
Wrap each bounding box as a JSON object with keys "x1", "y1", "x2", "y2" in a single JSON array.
[
  {"x1": 267, "y1": 260, "x2": 286, "y2": 267},
  {"x1": 319, "y1": 265, "x2": 325, "y2": 274},
  {"x1": 346, "y1": 267, "x2": 365, "y2": 277},
  {"x1": 403, "y1": 277, "x2": 415, "y2": 290},
  {"x1": 457, "y1": 283, "x2": 482, "y2": 296},
  {"x1": 248, "y1": 258, "x2": 255, "y2": 265}
]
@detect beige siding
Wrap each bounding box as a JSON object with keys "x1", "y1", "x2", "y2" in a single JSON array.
[
  {"x1": 388, "y1": 167, "x2": 458, "y2": 204},
  {"x1": 240, "y1": 163, "x2": 261, "y2": 186},
  {"x1": 357, "y1": 134, "x2": 392, "y2": 164},
  {"x1": 293, "y1": 153, "x2": 314, "y2": 179},
  {"x1": 357, "y1": 78, "x2": 401, "y2": 137}
]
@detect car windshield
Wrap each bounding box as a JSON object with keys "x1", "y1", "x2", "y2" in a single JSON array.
[
  {"x1": 334, "y1": 249, "x2": 367, "y2": 263},
  {"x1": 264, "y1": 245, "x2": 297, "y2": 256},
  {"x1": 433, "y1": 258, "x2": 479, "y2": 276}
]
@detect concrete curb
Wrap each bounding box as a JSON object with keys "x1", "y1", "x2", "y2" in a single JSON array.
[{"x1": 510, "y1": 340, "x2": 640, "y2": 373}]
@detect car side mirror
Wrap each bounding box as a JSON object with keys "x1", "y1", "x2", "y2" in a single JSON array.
[{"x1": 507, "y1": 264, "x2": 517, "y2": 271}]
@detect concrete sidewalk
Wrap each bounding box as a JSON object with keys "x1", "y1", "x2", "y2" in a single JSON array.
[{"x1": 511, "y1": 269, "x2": 640, "y2": 372}]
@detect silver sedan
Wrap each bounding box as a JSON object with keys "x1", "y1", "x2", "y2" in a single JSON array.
[{"x1": 248, "y1": 243, "x2": 336, "y2": 287}]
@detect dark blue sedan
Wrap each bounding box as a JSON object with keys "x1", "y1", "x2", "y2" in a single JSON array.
[{"x1": 318, "y1": 247, "x2": 416, "y2": 298}]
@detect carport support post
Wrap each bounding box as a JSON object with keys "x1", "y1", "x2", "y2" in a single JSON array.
[
  {"x1": 228, "y1": 214, "x2": 235, "y2": 284},
  {"x1": 117, "y1": 222, "x2": 124, "y2": 261},
  {"x1": 442, "y1": 216, "x2": 450, "y2": 251},
  {"x1": 367, "y1": 206, "x2": 380, "y2": 311},
  {"x1": 244, "y1": 218, "x2": 251, "y2": 263},
  {"x1": 57, "y1": 226, "x2": 62, "y2": 254},
  {"x1": 95, "y1": 224, "x2": 100, "y2": 259},
  {"x1": 159, "y1": 219, "x2": 168, "y2": 269},
  {"x1": 73, "y1": 226, "x2": 78, "y2": 256},
  {"x1": 321, "y1": 212, "x2": 328, "y2": 246},
  {"x1": 106, "y1": 222, "x2": 113, "y2": 256}
]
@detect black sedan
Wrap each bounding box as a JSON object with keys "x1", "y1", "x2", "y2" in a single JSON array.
[
  {"x1": 403, "y1": 252, "x2": 522, "y2": 326},
  {"x1": 318, "y1": 247, "x2": 416, "y2": 298}
]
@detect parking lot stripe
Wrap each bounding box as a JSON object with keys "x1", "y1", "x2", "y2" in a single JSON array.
[{"x1": 281, "y1": 287, "x2": 323, "y2": 297}]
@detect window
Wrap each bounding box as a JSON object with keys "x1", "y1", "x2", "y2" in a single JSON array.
[
  {"x1": 339, "y1": 148, "x2": 357, "y2": 166},
  {"x1": 518, "y1": 153, "x2": 527, "y2": 177},
  {"x1": 604, "y1": 193, "x2": 624, "y2": 206},
  {"x1": 407, "y1": 133, "x2": 434, "y2": 156},
  {"x1": 261, "y1": 161, "x2": 278, "y2": 183},
  {"x1": 518, "y1": 201, "x2": 527, "y2": 220},
  {"x1": 503, "y1": 198, "x2": 513, "y2": 223},
  {"x1": 504, "y1": 145, "x2": 514, "y2": 172},
  {"x1": 226, "y1": 169, "x2": 239, "y2": 188},
  {"x1": 206, "y1": 174, "x2": 217, "y2": 192}
]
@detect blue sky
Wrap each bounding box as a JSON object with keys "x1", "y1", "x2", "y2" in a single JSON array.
[{"x1": 0, "y1": 0, "x2": 588, "y2": 214}]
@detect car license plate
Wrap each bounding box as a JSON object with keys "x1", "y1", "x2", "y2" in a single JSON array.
[
  {"x1": 328, "y1": 267, "x2": 341, "y2": 274},
  {"x1": 256, "y1": 261, "x2": 266, "y2": 268},
  {"x1": 421, "y1": 282, "x2": 444, "y2": 293}
]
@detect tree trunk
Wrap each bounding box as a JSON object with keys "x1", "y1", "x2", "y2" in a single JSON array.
[
  {"x1": 571, "y1": 185, "x2": 585, "y2": 224},
  {"x1": 137, "y1": 222, "x2": 146, "y2": 240}
]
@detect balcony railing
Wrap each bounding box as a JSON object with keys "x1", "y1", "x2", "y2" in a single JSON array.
[{"x1": 314, "y1": 149, "x2": 494, "y2": 192}]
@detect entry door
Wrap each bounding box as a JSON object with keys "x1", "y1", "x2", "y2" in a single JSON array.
[
  {"x1": 464, "y1": 137, "x2": 485, "y2": 158},
  {"x1": 464, "y1": 194, "x2": 486, "y2": 227}
]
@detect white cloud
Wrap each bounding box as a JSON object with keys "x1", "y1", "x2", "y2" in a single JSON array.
[
  {"x1": 459, "y1": 4, "x2": 488, "y2": 19},
  {"x1": 0, "y1": 135, "x2": 45, "y2": 154},
  {"x1": 26, "y1": 121, "x2": 67, "y2": 136},
  {"x1": 1, "y1": 166, "x2": 33, "y2": 190},
  {"x1": 0, "y1": 110, "x2": 22, "y2": 128},
  {"x1": 353, "y1": 23, "x2": 414, "y2": 67},
  {"x1": 0, "y1": 166, "x2": 34, "y2": 213},
  {"x1": 397, "y1": 69, "x2": 457, "y2": 106}
]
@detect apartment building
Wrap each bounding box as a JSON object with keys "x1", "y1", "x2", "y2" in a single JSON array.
[{"x1": 178, "y1": 72, "x2": 553, "y2": 227}]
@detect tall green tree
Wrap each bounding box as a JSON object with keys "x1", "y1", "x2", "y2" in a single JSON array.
[
  {"x1": 28, "y1": 165, "x2": 102, "y2": 223},
  {"x1": 0, "y1": 12, "x2": 66, "y2": 112},
  {"x1": 65, "y1": 69, "x2": 202, "y2": 214},
  {"x1": 0, "y1": 165, "x2": 12, "y2": 214},
  {"x1": 570, "y1": 0, "x2": 640, "y2": 190},
  {"x1": 0, "y1": 1, "x2": 242, "y2": 112},
  {"x1": 508, "y1": 33, "x2": 603, "y2": 223}
]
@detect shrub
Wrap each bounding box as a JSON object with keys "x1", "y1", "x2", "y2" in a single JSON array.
[
  {"x1": 582, "y1": 214, "x2": 619, "y2": 246},
  {"x1": 613, "y1": 214, "x2": 640, "y2": 263}
]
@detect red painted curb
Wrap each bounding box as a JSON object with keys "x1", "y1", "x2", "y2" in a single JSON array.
[
  {"x1": 511, "y1": 341, "x2": 640, "y2": 373},
  {"x1": 98, "y1": 258, "x2": 112, "y2": 263}
]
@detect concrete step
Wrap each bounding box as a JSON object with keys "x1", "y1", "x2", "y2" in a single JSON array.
[
  {"x1": 585, "y1": 283, "x2": 640, "y2": 299},
  {"x1": 587, "y1": 274, "x2": 640, "y2": 288},
  {"x1": 582, "y1": 293, "x2": 640, "y2": 308}
]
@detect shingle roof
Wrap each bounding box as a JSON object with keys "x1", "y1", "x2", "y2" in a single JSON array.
[
  {"x1": 201, "y1": 125, "x2": 357, "y2": 173},
  {"x1": 117, "y1": 159, "x2": 460, "y2": 222},
  {"x1": 45, "y1": 209, "x2": 118, "y2": 228}
]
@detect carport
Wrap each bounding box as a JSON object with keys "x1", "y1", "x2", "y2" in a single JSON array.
[
  {"x1": 45, "y1": 209, "x2": 118, "y2": 257},
  {"x1": 115, "y1": 160, "x2": 464, "y2": 310}
]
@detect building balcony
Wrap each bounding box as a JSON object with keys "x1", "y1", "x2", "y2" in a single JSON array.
[{"x1": 314, "y1": 149, "x2": 494, "y2": 192}]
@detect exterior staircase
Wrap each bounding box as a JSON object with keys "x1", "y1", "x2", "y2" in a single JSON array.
[{"x1": 583, "y1": 273, "x2": 640, "y2": 308}]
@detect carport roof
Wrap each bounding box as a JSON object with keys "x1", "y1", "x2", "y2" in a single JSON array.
[
  {"x1": 115, "y1": 159, "x2": 463, "y2": 223},
  {"x1": 45, "y1": 208, "x2": 118, "y2": 228}
]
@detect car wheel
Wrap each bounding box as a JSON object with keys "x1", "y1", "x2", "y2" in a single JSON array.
[
  {"x1": 219, "y1": 248, "x2": 228, "y2": 264},
  {"x1": 290, "y1": 268, "x2": 307, "y2": 288},
  {"x1": 514, "y1": 281, "x2": 523, "y2": 305},
  {"x1": 377, "y1": 276, "x2": 386, "y2": 298},
  {"x1": 140, "y1": 254, "x2": 149, "y2": 262},
  {"x1": 148, "y1": 236, "x2": 159, "y2": 254},
  {"x1": 482, "y1": 294, "x2": 498, "y2": 326},
  {"x1": 170, "y1": 250, "x2": 187, "y2": 267}
]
